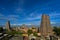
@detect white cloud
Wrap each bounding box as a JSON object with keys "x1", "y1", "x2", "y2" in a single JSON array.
[
  {"x1": 11, "y1": 24, "x2": 21, "y2": 25},
  {"x1": 0, "y1": 13, "x2": 4, "y2": 17},
  {"x1": 11, "y1": 23, "x2": 32, "y2": 26},
  {"x1": 51, "y1": 22, "x2": 56, "y2": 24},
  {"x1": 0, "y1": 13, "x2": 7, "y2": 20},
  {"x1": 8, "y1": 17, "x2": 17, "y2": 21},
  {"x1": 29, "y1": 13, "x2": 34, "y2": 17},
  {"x1": 16, "y1": 8, "x2": 22, "y2": 12},
  {"x1": 49, "y1": 12, "x2": 60, "y2": 16},
  {"x1": 8, "y1": 15, "x2": 20, "y2": 18},
  {"x1": 22, "y1": 12, "x2": 42, "y2": 21},
  {"x1": 7, "y1": 15, "x2": 20, "y2": 21},
  {"x1": 16, "y1": 8, "x2": 25, "y2": 14},
  {"x1": 2, "y1": 8, "x2": 5, "y2": 10},
  {"x1": 0, "y1": 14, "x2": 17, "y2": 21},
  {"x1": 23, "y1": 14, "x2": 41, "y2": 21},
  {"x1": 0, "y1": 14, "x2": 19, "y2": 21}
]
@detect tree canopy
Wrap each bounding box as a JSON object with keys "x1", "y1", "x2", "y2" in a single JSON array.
[
  {"x1": 0, "y1": 27, "x2": 3, "y2": 32},
  {"x1": 53, "y1": 27, "x2": 60, "y2": 36},
  {"x1": 27, "y1": 30, "x2": 33, "y2": 35}
]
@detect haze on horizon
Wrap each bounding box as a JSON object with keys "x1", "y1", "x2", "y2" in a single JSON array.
[{"x1": 0, "y1": 0, "x2": 60, "y2": 26}]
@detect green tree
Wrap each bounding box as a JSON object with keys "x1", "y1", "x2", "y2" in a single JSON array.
[
  {"x1": 6, "y1": 30, "x2": 24, "y2": 36},
  {"x1": 0, "y1": 27, "x2": 3, "y2": 32},
  {"x1": 27, "y1": 30, "x2": 33, "y2": 35},
  {"x1": 17, "y1": 31, "x2": 24, "y2": 35},
  {"x1": 33, "y1": 31, "x2": 38, "y2": 37},
  {"x1": 53, "y1": 27, "x2": 60, "y2": 36}
]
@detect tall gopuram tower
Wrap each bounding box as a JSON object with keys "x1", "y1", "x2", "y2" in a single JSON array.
[
  {"x1": 40, "y1": 14, "x2": 53, "y2": 36},
  {"x1": 6, "y1": 20, "x2": 11, "y2": 31}
]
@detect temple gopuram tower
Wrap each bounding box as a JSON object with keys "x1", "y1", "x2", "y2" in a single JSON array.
[
  {"x1": 40, "y1": 14, "x2": 53, "y2": 36},
  {"x1": 6, "y1": 20, "x2": 11, "y2": 31}
]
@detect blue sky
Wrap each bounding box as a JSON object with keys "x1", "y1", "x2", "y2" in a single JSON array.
[{"x1": 0, "y1": 0, "x2": 60, "y2": 26}]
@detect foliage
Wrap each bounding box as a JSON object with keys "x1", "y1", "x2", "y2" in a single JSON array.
[
  {"x1": 27, "y1": 30, "x2": 38, "y2": 37},
  {"x1": 33, "y1": 31, "x2": 38, "y2": 36},
  {"x1": 6, "y1": 30, "x2": 16, "y2": 35},
  {"x1": 17, "y1": 31, "x2": 24, "y2": 35},
  {"x1": 0, "y1": 27, "x2": 3, "y2": 32},
  {"x1": 27, "y1": 30, "x2": 33, "y2": 35},
  {"x1": 6, "y1": 30, "x2": 24, "y2": 36},
  {"x1": 53, "y1": 27, "x2": 60, "y2": 36}
]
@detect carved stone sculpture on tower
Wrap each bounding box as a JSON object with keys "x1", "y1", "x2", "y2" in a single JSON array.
[
  {"x1": 40, "y1": 14, "x2": 53, "y2": 36},
  {"x1": 6, "y1": 20, "x2": 11, "y2": 31}
]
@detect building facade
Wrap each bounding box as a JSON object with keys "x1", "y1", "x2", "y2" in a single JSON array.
[
  {"x1": 6, "y1": 20, "x2": 11, "y2": 31},
  {"x1": 40, "y1": 14, "x2": 53, "y2": 36}
]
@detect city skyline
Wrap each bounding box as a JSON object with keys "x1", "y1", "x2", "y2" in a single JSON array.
[{"x1": 0, "y1": 0, "x2": 60, "y2": 26}]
